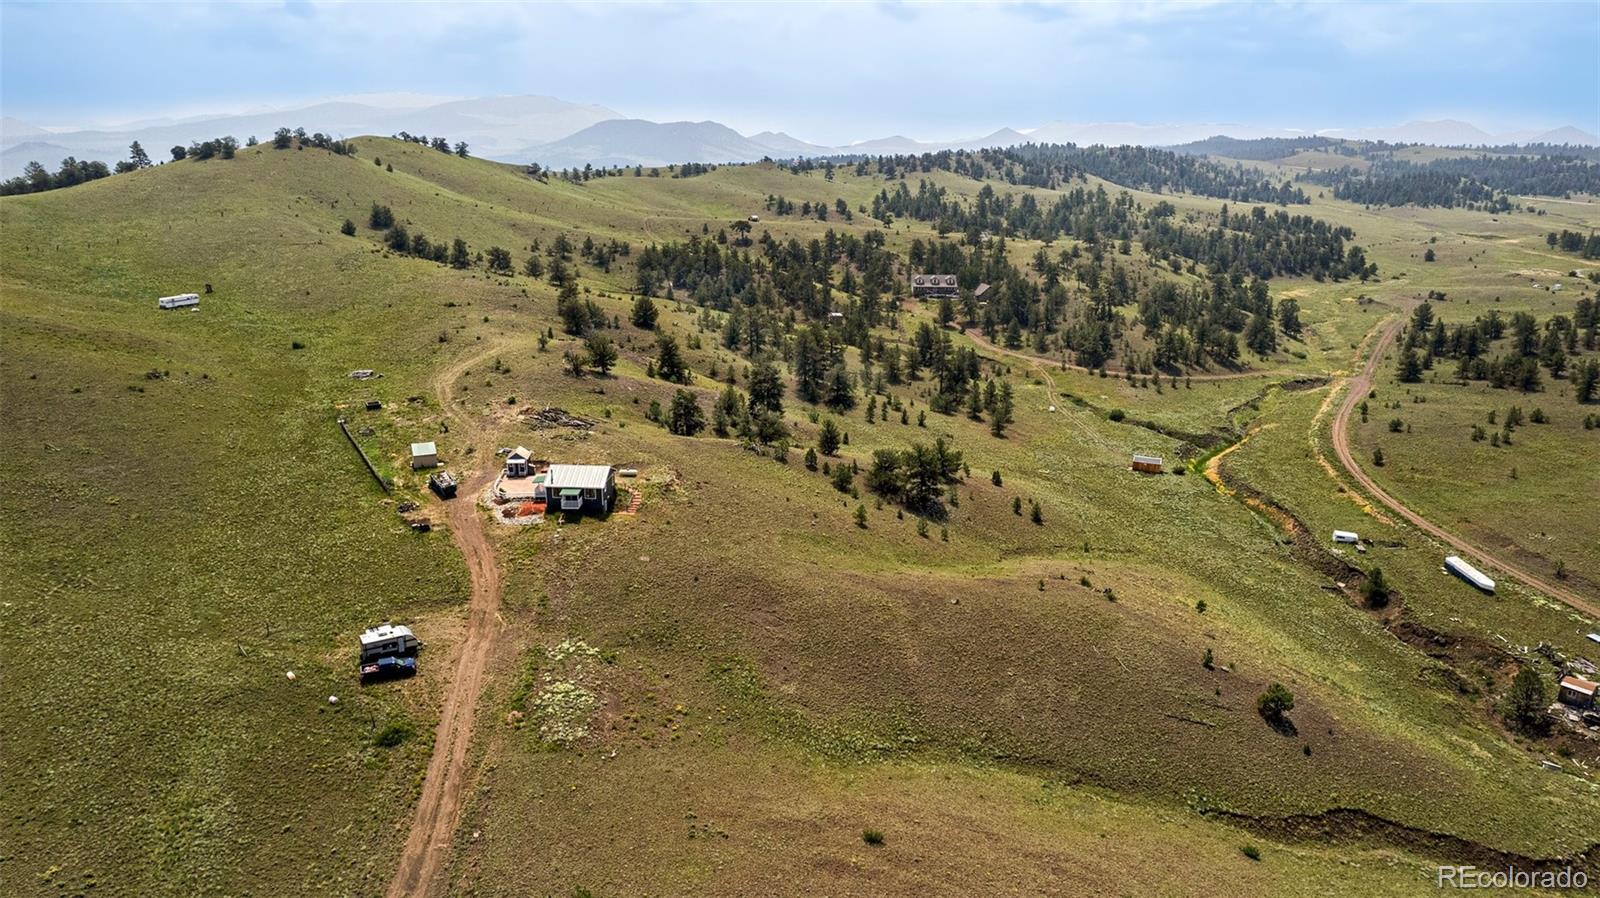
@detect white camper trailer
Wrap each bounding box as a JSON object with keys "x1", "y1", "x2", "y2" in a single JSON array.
[
  {"x1": 358, "y1": 623, "x2": 421, "y2": 662},
  {"x1": 1332, "y1": 530, "x2": 1360, "y2": 544},
  {"x1": 158, "y1": 293, "x2": 200, "y2": 310},
  {"x1": 1444, "y1": 555, "x2": 1496, "y2": 593}
]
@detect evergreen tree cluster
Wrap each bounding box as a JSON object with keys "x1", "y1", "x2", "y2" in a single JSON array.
[
  {"x1": 1303, "y1": 152, "x2": 1600, "y2": 208},
  {"x1": 270, "y1": 127, "x2": 356, "y2": 156},
  {"x1": 1399, "y1": 300, "x2": 1599, "y2": 392},
  {"x1": 393, "y1": 132, "x2": 469, "y2": 157},
  {"x1": 1545, "y1": 229, "x2": 1600, "y2": 259}
]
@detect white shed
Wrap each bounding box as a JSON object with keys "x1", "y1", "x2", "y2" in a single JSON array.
[
  {"x1": 410, "y1": 441, "x2": 439, "y2": 470},
  {"x1": 505, "y1": 446, "x2": 532, "y2": 478}
]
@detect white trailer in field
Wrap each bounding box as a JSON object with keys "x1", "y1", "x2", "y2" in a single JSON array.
[
  {"x1": 1332, "y1": 530, "x2": 1360, "y2": 544},
  {"x1": 1444, "y1": 555, "x2": 1496, "y2": 593},
  {"x1": 158, "y1": 293, "x2": 200, "y2": 309}
]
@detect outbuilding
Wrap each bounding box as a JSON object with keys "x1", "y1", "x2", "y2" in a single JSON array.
[
  {"x1": 505, "y1": 446, "x2": 532, "y2": 478},
  {"x1": 1332, "y1": 530, "x2": 1360, "y2": 544},
  {"x1": 1131, "y1": 454, "x2": 1163, "y2": 474},
  {"x1": 1558, "y1": 675, "x2": 1597, "y2": 709},
  {"x1": 544, "y1": 463, "x2": 616, "y2": 515},
  {"x1": 410, "y1": 441, "x2": 438, "y2": 470}
]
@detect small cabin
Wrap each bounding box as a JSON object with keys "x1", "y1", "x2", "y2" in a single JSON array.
[
  {"x1": 158, "y1": 292, "x2": 199, "y2": 309},
  {"x1": 545, "y1": 463, "x2": 616, "y2": 515},
  {"x1": 410, "y1": 441, "x2": 438, "y2": 470},
  {"x1": 505, "y1": 446, "x2": 532, "y2": 478},
  {"x1": 910, "y1": 274, "x2": 959, "y2": 298},
  {"x1": 1558, "y1": 675, "x2": 1597, "y2": 709},
  {"x1": 974, "y1": 283, "x2": 992, "y2": 304},
  {"x1": 1131, "y1": 454, "x2": 1163, "y2": 474},
  {"x1": 359, "y1": 623, "x2": 421, "y2": 663},
  {"x1": 1332, "y1": 530, "x2": 1360, "y2": 544}
]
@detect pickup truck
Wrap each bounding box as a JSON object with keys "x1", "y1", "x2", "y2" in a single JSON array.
[{"x1": 360, "y1": 654, "x2": 417, "y2": 683}]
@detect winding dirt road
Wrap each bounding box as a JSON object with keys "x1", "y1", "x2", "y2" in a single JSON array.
[
  {"x1": 386, "y1": 347, "x2": 507, "y2": 898},
  {"x1": 1329, "y1": 311, "x2": 1598, "y2": 619}
]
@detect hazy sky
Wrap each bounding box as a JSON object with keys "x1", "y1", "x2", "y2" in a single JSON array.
[{"x1": 3, "y1": 0, "x2": 1596, "y2": 143}]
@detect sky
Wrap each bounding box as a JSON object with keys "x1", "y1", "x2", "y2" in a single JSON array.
[{"x1": 2, "y1": 0, "x2": 1597, "y2": 144}]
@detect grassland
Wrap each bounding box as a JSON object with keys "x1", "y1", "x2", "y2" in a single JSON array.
[{"x1": 3, "y1": 138, "x2": 1597, "y2": 897}]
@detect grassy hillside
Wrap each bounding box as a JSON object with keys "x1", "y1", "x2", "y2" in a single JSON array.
[{"x1": 3, "y1": 137, "x2": 1596, "y2": 897}]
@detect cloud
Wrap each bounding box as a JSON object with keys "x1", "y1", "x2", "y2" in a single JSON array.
[{"x1": 2, "y1": 0, "x2": 1593, "y2": 140}]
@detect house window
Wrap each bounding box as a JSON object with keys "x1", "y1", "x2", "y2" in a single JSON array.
[{"x1": 584, "y1": 488, "x2": 597, "y2": 499}]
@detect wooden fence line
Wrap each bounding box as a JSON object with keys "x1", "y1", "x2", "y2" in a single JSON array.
[{"x1": 337, "y1": 414, "x2": 391, "y2": 493}]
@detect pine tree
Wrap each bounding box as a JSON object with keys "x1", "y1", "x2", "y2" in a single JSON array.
[
  {"x1": 585, "y1": 334, "x2": 618, "y2": 375},
  {"x1": 631, "y1": 295, "x2": 659, "y2": 330},
  {"x1": 655, "y1": 334, "x2": 690, "y2": 384},
  {"x1": 1501, "y1": 667, "x2": 1549, "y2": 735},
  {"x1": 666, "y1": 390, "x2": 705, "y2": 436}
]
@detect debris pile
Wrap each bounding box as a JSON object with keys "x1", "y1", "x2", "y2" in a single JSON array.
[{"x1": 521, "y1": 406, "x2": 595, "y2": 430}]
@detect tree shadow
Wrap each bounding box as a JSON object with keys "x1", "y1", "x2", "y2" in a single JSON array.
[{"x1": 1263, "y1": 714, "x2": 1299, "y2": 738}]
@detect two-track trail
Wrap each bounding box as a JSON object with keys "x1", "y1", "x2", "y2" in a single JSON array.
[{"x1": 387, "y1": 345, "x2": 509, "y2": 898}]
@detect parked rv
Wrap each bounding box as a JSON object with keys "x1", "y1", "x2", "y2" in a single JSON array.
[
  {"x1": 359, "y1": 623, "x2": 422, "y2": 682},
  {"x1": 157, "y1": 293, "x2": 199, "y2": 309},
  {"x1": 1444, "y1": 555, "x2": 1496, "y2": 593},
  {"x1": 1332, "y1": 530, "x2": 1359, "y2": 544}
]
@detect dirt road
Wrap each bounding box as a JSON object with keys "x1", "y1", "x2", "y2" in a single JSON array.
[
  {"x1": 386, "y1": 347, "x2": 507, "y2": 898},
  {"x1": 1329, "y1": 311, "x2": 1599, "y2": 619}
]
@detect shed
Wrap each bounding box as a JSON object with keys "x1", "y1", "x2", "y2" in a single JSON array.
[
  {"x1": 505, "y1": 446, "x2": 532, "y2": 478},
  {"x1": 544, "y1": 463, "x2": 616, "y2": 515},
  {"x1": 1558, "y1": 675, "x2": 1598, "y2": 709},
  {"x1": 410, "y1": 441, "x2": 439, "y2": 470},
  {"x1": 1131, "y1": 454, "x2": 1163, "y2": 474},
  {"x1": 974, "y1": 283, "x2": 992, "y2": 303},
  {"x1": 1332, "y1": 530, "x2": 1360, "y2": 544}
]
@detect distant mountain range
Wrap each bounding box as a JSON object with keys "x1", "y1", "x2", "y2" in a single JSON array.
[
  {"x1": 2, "y1": 94, "x2": 1594, "y2": 178},
  {"x1": 0, "y1": 95, "x2": 619, "y2": 177}
]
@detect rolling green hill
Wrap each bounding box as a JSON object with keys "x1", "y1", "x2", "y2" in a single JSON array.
[{"x1": 3, "y1": 137, "x2": 1597, "y2": 897}]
